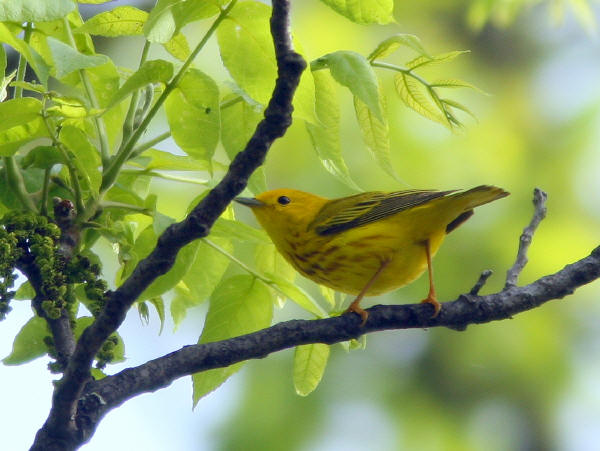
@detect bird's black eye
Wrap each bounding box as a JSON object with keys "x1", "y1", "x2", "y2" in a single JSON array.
[{"x1": 277, "y1": 196, "x2": 291, "y2": 205}]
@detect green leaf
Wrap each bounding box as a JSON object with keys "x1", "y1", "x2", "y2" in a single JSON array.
[
  {"x1": 75, "y1": 6, "x2": 148, "y2": 37},
  {"x1": 441, "y1": 98, "x2": 478, "y2": 122},
  {"x1": 354, "y1": 89, "x2": 399, "y2": 181},
  {"x1": 0, "y1": 48, "x2": 15, "y2": 102},
  {"x1": 3, "y1": 316, "x2": 48, "y2": 365},
  {"x1": 254, "y1": 244, "x2": 296, "y2": 283},
  {"x1": 210, "y1": 218, "x2": 269, "y2": 244},
  {"x1": 217, "y1": 1, "x2": 316, "y2": 123},
  {"x1": 148, "y1": 297, "x2": 166, "y2": 334},
  {"x1": 220, "y1": 95, "x2": 263, "y2": 161},
  {"x1": 293, "y1": 343, "x2": 330, "y2": 396},
  {"x1": 0, "y1": 0, "x2": 75, "y2": 22},
  {"x1": 430, "y1": 78, "x2": 487, "y2": 94},
  {"x1": 319, "y1": 285, "x2": 336, "y2": 308},
  {"x1": 137, "y1": 230, "x2": 201, "y2": 301},
  {"x1": 170, "y1": 237, "x2": 232, "y2": 328},
  {"x1": 312, "y1": 51, "x2": 382, "y2": 121},
  {"x1": 165, "y1": 68, "x2": 220, "y2": 164},
  {"x1": 108, "y1": 59, "x2": 174, "y2": 109},
  {"x1": 22, "y1": 146, "x2": 65, "y2": 170},
  {"x1": 265, "y1": 272, "x2": 327, "y2": 318},
  {"x1": 306, "y1": 70, "x2": 360, "y2": 190},
  {"x1": 130, "y1": 148, "x2": 210, "y2": 172},
  {"x1": 368, "y1": 33, "x2": 428, "y2": 61},
  {"x1": 143, "y1": 0, "x2": 224, "y2": 43},
  {"x1": 406, "y1": 50, "x2": 470, "y2": 71},
  {"x1": 0, "y1": 23, "x2": 50, "y2": 85},
  {"x1": 319, "y1": 0, "x2": 394, "y2": 24},
  {"x1": 84, "y1": 62, "x2": 125, "y2": 150},
  {"x1": 10, "y1": 81, "x2": 46, "y2": 94},
  {"x1": 162, "y1": 32, "x2": 191, "y2": 62},
  {"x1": 0, "y1": 98, "x2": 42, "y2": 131},
  {"x1": 193, "y1": 275, "x2": 273, "y2": 404},
  {"x1": 59, "y1": 125, "x2": 102, "y2": 194},
  {"x1": 47, "y1": 37, "x2": 109, "y2": 79},
  {"x1": 0, "y1": 98, "x2": 48, "y2": 156},
  {"x1": 394, "y1": 73, "x2": 449, "y2": 127},
  {"x1": 14, "y1": 281, "x2": 35, "y2": 300}
]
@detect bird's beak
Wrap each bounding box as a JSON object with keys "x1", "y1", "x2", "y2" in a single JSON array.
[{"x1": 234, "y1": 197, "x2": 265, "y2": 207}]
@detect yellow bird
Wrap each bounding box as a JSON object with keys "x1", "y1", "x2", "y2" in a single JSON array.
[{"x1": 235, "y1": 186, "x2": 508, "y2": 324}]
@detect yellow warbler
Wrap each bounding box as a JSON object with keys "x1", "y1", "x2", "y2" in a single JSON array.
[{"x1": 235, "y1": 186, "x2": 508, "y2": 323}]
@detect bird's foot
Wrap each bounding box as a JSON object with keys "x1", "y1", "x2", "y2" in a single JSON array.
[
  {"x1": 345, "y1": 299, "x2": 369, "y2": 326},
  {"x1": 420, "y1": 295, "x2": 442, "y2": 318}
]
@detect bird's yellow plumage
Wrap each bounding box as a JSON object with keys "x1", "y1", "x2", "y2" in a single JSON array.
[{"x1": 235, "y1": 186, "x2": 509, "y2": 323}]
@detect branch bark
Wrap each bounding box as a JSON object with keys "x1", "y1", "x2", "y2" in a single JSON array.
[
  {"x1": 30, "y1": 1, "x2": 306, "y2": 449},
  {"x1": 87, "y1": 244, "x2": 600, "y2": 426}
]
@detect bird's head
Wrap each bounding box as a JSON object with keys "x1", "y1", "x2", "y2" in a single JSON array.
[{"x1": 234, "y1": 189, "x2": 328, "y2": 243}]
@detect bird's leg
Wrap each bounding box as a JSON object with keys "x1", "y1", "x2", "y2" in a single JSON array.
[
  {"x1": 346, "y1": 260, "x2": 390, "y2": 326},
  {"x1": 420, "y1": 239, "x2": 442, "y2": 317}
]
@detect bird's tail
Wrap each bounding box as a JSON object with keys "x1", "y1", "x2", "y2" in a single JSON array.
[{"x1": 444, "y1": 185, "x2": 509, "y2": 233}]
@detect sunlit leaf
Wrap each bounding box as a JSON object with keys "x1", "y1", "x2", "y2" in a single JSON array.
[
  {"x1": 0, "y1": 98, "x2": 48, "y2": 156},
  {"x1": 430, "y1": 78, "x2": 487, "y2": 95},
  {"x1": 293, "y1": 343, "x2": 330, "y2": 396},
  {"x1": 264, "y1": 272, "x2": 327, "y2": 318},
  {"x1": 354, "y1": 89, "x2": 400, "y2": 181},
  {"x1": 368, "y1": 33, "x2": 428, "y2": 61},
  {"x1": 163, "y1": 32, "x2": 190, "y2": 61},
  {"x1": 165, "y1": 69, "x2": 220, "y2": 164},
  {"x1": 306, "y1": 70, "x2": 360, "y2": 190},
  {"x1": 406, "y1": 50, "x2": 470, "y2": 70},
  {"x1": 47, "y1": 37, "x2": 108, "y2": 79},
  {"x1": 170, "y1": 237, "x2": 232, "y2": 328},
  {"x1": 312, "y1": 51, "x2": 382, "y2": 121},
  {"x1": 394, "y1": 73, "x2": 449, "y2": 127},
  {"x1": 210, "y1": 218, "x2": 269, "y2": 244},
  {"x1": 59, "y1": 125, "x2": 102, "y2": 194},
  {"x1": 0, "y1": 0, "x2": 74, "y2": 22},
  {"x1": 75, "y1": 6, "x2": 147, "y2": 37},
  {"x1": 0, "y1": 23, "x2": 50, "y2": 85},
  {"x1": 108, "y1": 59, "x2": 173, "y2": 109},
  {"x1": 193, "y1": 275, "x2": 273, "y2": 404},
  {"x1": 143, "y1": 0, "x2": 225, "y2": 43},
  {"x1": 319, "y1": 0, "x2": 395, "y2": 24},
  {"x1": 130, "y1": 148, "x2": 210, "y2": 172},
  {"x1": 217, "y1": 1, "x2": 316, "y2": 123},
  {"x1": 2, "y1": 317, "x2": 48, "y2": 365}
]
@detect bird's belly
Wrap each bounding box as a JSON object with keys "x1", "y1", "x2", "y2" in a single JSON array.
[{"x1": 289, "y1": 228, "x2": 446, "y2": 296}]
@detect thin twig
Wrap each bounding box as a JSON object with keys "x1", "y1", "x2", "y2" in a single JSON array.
[
  {"x1": 470, "y1": 269, "x2": 492, "y2": 295},
  {"x1": 505, "y1": 188, "x2": 548, "y2": 288}
]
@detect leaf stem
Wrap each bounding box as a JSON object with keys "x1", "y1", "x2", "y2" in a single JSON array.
[
  {"x1": 121, "y1": 40, "x2": 151, "y2": 145},
  {"x1": 62, "y1": 17, "x2": 111, "y2": 167},
  {"x1": 129, "y1": 131, "x2": 171, "y2": 159},
  {"x1": 202, "y1": 238, "x2": 290, "y2": 299},
  {"x1": 41, "y1": 99, "x2": 85, "y2": 214},
  {"x1": 4, "y1": 22, "x2": 36, "y2": 212},
  {"x1": 121, "y1": 169, "x2": 208, "y2": 185},
  {"x1": 219, "y1": 95, "x2": 243, "y2": 109},
  {"x1": 99, "y1": 0, "x2": 238, "y2": 199}
]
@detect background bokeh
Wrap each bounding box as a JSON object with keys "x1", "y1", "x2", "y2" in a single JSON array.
[{"x1": 1, "y1": 1, "x2": 600, "y2": 450}]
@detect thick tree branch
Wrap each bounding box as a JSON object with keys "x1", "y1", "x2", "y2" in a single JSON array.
[
  {"x1": 86, "y1": 244, "x2": 600, "y2": 421},
  {"x1": 30, "y1": 1, "x2": 305, "y2": 450}
]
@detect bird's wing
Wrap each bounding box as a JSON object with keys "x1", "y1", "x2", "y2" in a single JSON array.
[{"x1": 311, "y1": 189, "x2": 455, "y2": 236}]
